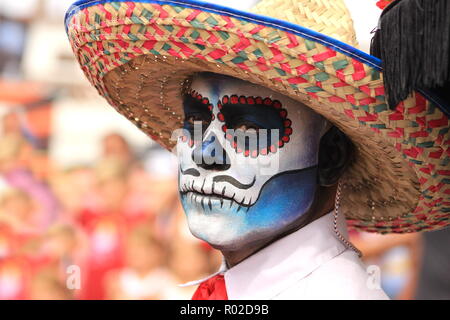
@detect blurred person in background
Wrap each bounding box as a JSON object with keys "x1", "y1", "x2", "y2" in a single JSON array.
[
  {"x1": 76, "y1": 157, "x2": 131, "y2": 299},
  {"x1": 102, "y1": 133, "x2": 156, "y2": 224},
  {"x1": 0, "y1": 133, "x2": 59, "y2": 229},
  {"x1": 142, "y1": 148, "x2": 178, "y2": 211},
  {"x1": 351, "y1": 232, "x2": 421, "y2": 300},
  {"x1": 42, "y1": 224, "x2": 85, "y2": 277},
  {"x1": 0, "y1": 191, "x2": 78, "y2": 300},
  {"x1": 0, "y1": 189, "x2": 55, "y2": 300},
  {"x1": 0, "y1": 188, "x2": 39, "y2": 234},
  {"x1": 50, "y1": 166, "x2": 97, "y2": 223},
  {"x1": 93, "y1": 157, "x2": 131, "y2": 215},
  {"x1": 0, "y1": 217, "x2": 33, "y2": 300},
  {"x1": 0, "y1": 134, "x2": 33, "y2": 174},
  {"x1": 101, "y1": 132, "x2": 134, "y2": 166},
  {"x1": 0, "y1": 187, "x2": 35, "y2": 300},
  {"x1": 26, "y1": 223, "x2": 86, "y2": 300},
  {"x1": 105, "y1": 223, "x2": 176, "y2": 300},
  {"x1": 140, "y1": 147, "x2": 180, "y2": 241}
]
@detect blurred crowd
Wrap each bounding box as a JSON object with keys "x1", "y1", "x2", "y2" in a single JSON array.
[
  {"x1": 0, "y1": 0, "x2": 221, "y2": 300},
  {"x1": 0, "y1": 122, "x2": 222, "y2": 300},
  {"x1": 0, "y1": 0, "x2": 449, "y2": 301}
]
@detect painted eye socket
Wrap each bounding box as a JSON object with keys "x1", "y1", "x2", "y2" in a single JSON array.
[
  {"x1": 218, "y1": 95, "x2": 293, "y2": 157},
  {"x1": 182, "y1": 90, "x2": 213, "y2": 145}
]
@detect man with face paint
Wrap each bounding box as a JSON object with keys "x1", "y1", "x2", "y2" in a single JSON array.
[
  {"x1": 66, "y1": 0, "x2": 450, "y2": 300},
  {"x1": 179, "y1": 73, "x2": 341, "y2": 261},
  {"x1": 178, "y1": 72, "x2": 376, "y2": 299},
  {"x1": 177, "y1": 71, "x2": 385, "y2": 299}
]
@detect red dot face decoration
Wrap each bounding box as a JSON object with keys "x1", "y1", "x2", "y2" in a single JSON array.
[
  {"x1": 177, "y1": 73, "x2": 330, "y2": 249},
  {"x1": 215, "y1": 95, "x2": 293, "y2": 158},
  {"x1": 181, "y1": 91, "x2": 294, "y2": 156}
]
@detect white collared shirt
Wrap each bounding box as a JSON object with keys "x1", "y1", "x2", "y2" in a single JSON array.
[{"x1": 182, "y1": 211, "x2": 389, "y2": 300}]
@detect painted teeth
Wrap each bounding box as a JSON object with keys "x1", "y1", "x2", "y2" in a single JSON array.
[
  {"x1": 201, "y1": 179, "x2": 206, "y2": 193},
  {"x1": 201, "y1": 197, "x2": 205, "y2": 210},
  {"x1": 182, "y1": 187, "x2": 251, "y2": 209},
  {"x1": 181, "y1": 180, "x2": 254, "y2": 207}
]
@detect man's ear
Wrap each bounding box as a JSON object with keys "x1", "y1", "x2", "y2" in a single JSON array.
[{"x1": 317, "y1": 126, "x2": 354, "y2": 187}]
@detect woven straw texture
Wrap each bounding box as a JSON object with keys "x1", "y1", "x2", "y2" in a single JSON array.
[
  {"x1": 252, "y1": 0, "x2": 357, "y2": 46},
  {"x1": 66, "y1": 0, "x2": 450, "y2": 233}
]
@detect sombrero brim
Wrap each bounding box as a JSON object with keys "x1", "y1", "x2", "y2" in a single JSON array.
[{"x1": 65, "y1": 0, "x2": 450, "y2": 233}]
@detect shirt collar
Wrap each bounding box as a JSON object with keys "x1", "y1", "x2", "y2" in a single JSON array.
[
  {"x1": 180, "y1": 209, "x2": 350, "y2": 299},
  {"x1": 224, "y1": 210, "x2": 349, "y2": 299},
  {"x1": 178, "y1": 257, "x2": 228, "y2": 288}
]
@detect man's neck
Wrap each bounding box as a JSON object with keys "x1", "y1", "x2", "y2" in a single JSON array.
[{"x1": 221, "y1": 185, "x2": 337, "y2": 268}]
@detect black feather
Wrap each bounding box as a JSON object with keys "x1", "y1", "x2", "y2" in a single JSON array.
[{"x1": 371, "y1": 0, "x2": 450, "y2": 111}]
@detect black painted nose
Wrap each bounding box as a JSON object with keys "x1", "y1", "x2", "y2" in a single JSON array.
[{"x1": 192, "y1": 135, "x2": 230, "y2": 171}]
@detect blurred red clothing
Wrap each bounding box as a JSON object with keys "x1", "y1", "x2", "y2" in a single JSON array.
[
  {"x1": 76, "y1": 209, "x2": 124, "y2": 300},
  {"x1": 0, "y1": 256, "x2": 30, "y2": 300},
  {"x1": 76, "y1": 208, "x2": 149, "y2": 300},
  {"x1": 0, "y1": 222, "x2": 51, "y2": 299}
]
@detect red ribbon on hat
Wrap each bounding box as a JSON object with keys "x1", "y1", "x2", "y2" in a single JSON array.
[{"x1": 191, "y1": 274, "x2": 228, "y2": 300}]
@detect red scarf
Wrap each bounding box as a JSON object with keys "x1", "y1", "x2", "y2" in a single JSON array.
[{"x1": 191, "y1": 274, "x2": 228, "y2": 300}]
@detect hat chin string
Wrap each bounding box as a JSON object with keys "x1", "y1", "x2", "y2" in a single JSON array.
[{"x1": 334, "y1": 180, "x2": 362, "y2": 258}]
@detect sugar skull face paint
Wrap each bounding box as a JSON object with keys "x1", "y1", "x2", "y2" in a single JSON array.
[{"x1": 176, "y1": 73, "x2": 330, "y2": 250}]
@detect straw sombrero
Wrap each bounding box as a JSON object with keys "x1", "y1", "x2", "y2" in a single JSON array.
[{"x1": 65, "y1": 0, "x2": 450, "y2": 234}]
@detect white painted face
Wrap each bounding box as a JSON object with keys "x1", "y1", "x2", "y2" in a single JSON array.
[{"x1": 175, "y1": 73, "x2": 330, "y2": 250}]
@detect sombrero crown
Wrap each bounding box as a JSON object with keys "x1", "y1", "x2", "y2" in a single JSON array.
[
  {"x1": 66, "y1": 0, "x2": 450, "y2": 233},
  {"x1": 252, "y1": 0, "x2": 357, "y2": 46}
]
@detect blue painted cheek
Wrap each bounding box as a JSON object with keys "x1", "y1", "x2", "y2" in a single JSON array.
[
  {"x1": 242, "y1": 167, "x2": 318, "y2": 232},
  {"x1": 179, "y1": 167, "x2": 318, "y2": 239}
]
